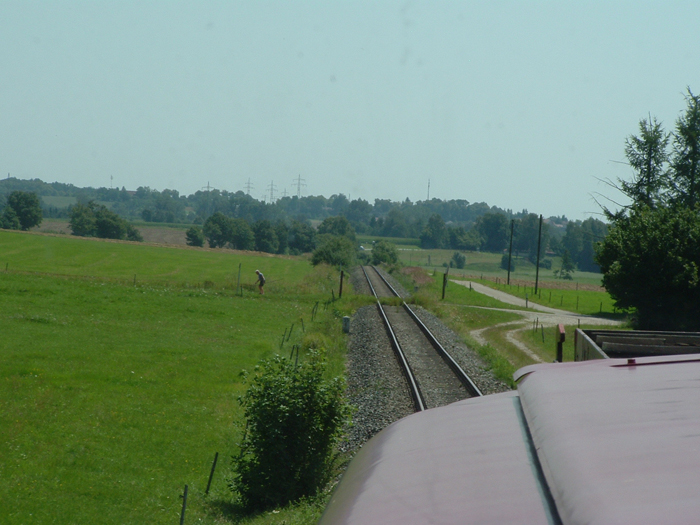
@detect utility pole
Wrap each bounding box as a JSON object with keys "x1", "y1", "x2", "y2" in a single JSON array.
[
  {"x1": 293, "y1": 174, "x2": 306, "y2": 198},
  {"x1": 535, "y1": 214, "x2": 543, "y2": 295},
  {"x1": 507, "y1": 219, "x2": 514, "y2": 285}
]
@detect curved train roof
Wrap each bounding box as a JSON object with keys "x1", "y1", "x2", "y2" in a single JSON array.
[{"x1": 320, "y1": 354, "x2": 700, "y2": 524}]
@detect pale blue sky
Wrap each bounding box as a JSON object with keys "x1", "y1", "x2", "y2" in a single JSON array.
[{"x1": 2, "y1": 1, "x2": 699, "y2": 220}]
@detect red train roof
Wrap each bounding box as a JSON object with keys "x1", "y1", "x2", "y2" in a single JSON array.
[{"x1": 321, "y1": 354, "x2": 700, "y2": 524}]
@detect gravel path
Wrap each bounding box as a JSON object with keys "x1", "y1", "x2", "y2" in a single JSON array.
[{"x1": 454, "y1": 280, "x2": 623, "y2": 364}]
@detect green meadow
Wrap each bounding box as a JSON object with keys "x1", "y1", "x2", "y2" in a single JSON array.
[
  {"x1": 396, "y1": 246, "x2": 606, "y2": 287},
  {"x1": 0, "y1": 231, "x2": 350, "y2": 525}
]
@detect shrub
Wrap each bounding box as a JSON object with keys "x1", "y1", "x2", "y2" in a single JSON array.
[
  {"x1": 500, "y1": 253, "x2": 514, "y2": 271},
  {"x1": 371, "y1": 240, "x2": 399, "y2": 265},
  {"x1": 231, "y1": 352, "x2": 351, "y2": 511},
  {"x1": 450, "y1": 251, "x2": 466, "y2": 269}
]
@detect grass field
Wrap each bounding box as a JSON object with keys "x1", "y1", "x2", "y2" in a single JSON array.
[
  {"x1": 396, "y1": 247, "x2": 607, "y2": 287},
  {"x1": 0, "y1": 230, "x2": 352, "y2": 525}
]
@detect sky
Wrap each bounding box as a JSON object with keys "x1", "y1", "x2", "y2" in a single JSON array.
[{"x1": 2, "y1": 1, "x2": 700, "y2": 221}]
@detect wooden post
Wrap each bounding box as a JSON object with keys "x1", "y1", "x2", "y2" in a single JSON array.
[
  {"x1": 507, "y1": 219, "x2": 514, "y2": 285},
  {"x1": 180, "y1": 485, "x2": 188, "y2": 525},
  {"x1": 534, "y1": 214, "x2": 543, "y2": 294},
  {"x1": 206, "y1": 452, "x2": 219, "y2": 495},
  {"x1": 339, "y1": 269, "x2": 344, "y2": 299},
  {"x1": 556, "y1": 324, "x2": 566, "y2": 362}
]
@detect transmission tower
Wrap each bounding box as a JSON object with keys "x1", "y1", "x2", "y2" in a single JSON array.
[
  {"x1": 267, "y1": 180, "x2": 277, "y2": 202},
  {"x1": 293, "y1": 174, "x2": 307, "y2": 198},
  {"x1": 244, "y1": 178, "x2": 254, "y2": 195}
]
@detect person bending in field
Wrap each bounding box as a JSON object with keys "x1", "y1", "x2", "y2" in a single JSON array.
[{"x1": 255, "y1": 269, "x2": 265, "y2": 294}]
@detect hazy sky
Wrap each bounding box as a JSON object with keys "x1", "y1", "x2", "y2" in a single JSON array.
[{"x1": 2, "y1": 1, "x2": 699, "y2": 220}]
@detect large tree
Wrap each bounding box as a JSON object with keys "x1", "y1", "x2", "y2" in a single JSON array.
[
  {"x1": 596, "y1": 204, "x2": 700, "y2": 330},
  {"x1": 475, "y1": 212, "x2": 508, "y2": 252},
  {"x1": 420, "y1": 214, "x2": 447, "y2": 249},
  {"x1": 622, "y1": 116, "x2": 669, "y2": 208},
  {"x1": 669, "y1": 89, "x2": 700, "y2": 208},
  {"x1": 5, "y1": 191, "x2": 43, "y2": 230}
]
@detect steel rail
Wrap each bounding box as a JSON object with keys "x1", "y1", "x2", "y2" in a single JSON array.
[
  {"x1": 369, "y1": 265, "x2": 483, "y2": 398},
  {"x1": 361, "y1": 266, "x2": 426, "y2": 412}
]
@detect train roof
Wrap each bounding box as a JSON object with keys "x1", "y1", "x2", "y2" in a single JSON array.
[{"x1": 320, "y1": 354, "x2": 700, "y2": 524}]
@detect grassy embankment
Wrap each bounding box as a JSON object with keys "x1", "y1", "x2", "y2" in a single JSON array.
[{"x1": 0, "y1": 230, "x2": 370, "y2": 525}]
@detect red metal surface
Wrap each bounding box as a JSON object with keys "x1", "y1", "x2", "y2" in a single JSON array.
[
  {"x1": 517, "y1": 354, "x2": 700, "y2": 524},
  {"x1": 322, "y1": 355, "x2": 700, "y2": 524},
  {"x1": 319, "y1": 392, "x2": 557, "y2": 524}
]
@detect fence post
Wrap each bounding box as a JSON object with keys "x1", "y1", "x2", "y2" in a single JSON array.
[
  {"x1": 339, "y1": 269, "x2": 344, "y2": 299},
  {"x1": 556, "y1": 324, "x2": 566, "y2": 362},
  {"x1": 180, "y1": 484, "x2": 188, "y2": 525},
  {"x1": 206, "y1": 452, "x2": 219, "y2": 495}
]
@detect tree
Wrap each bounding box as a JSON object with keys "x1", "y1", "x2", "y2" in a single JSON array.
[
  {"x1": 420, "y1": 214, "x2": 447, "y2": 249},
  {"x1": 450, "y1": 252, "x2": 466, "y2": 269},
  {"x1": 185, "y1": 226, "x2": 205, "y2": 247},
  {"x1": 69, "y1": 203, "x2": 97, "y2": 236},
  {"x1": 289, "y1": 221, "x2": 316, "y2": 254},
  {"x1": 622, "y1": 116, "x2": 669, "y2": 208},
  {"x1": 317, "y1": 215, "x2": 356, "y2": 242},
  {"x1": 371, "y1": 240, "x2": 399, "y2": 265},
  {"x1": 68, "y1": 201, "x2": 141, "y2": 241},
  {"x1": 475, "y1": 213, "x2": 508, "y2": 252},
  {"x1": 669, "y1": 89, "x2": 700, "y2": 208},
  {"x1": 5, "y1": 191, "x2": 43, "y2": 230},
  {"x1": 1, "y1": 205, "x2": 20, "y2": 230},
  {"x1": 202, "y1": 212, "x2": 232, "y2": 248},
  {"x1": 230, "y1": 219, "x2": 255, "y2": 251},
  {"x1": 500, "y1": 253, "x2": 514, "y2": 271},
  {"x1": 556, "y1": 250, "x2": 575, "y2": 280},
  {"x1": 596, "y1": 204, "x2": 700, "y2": 330},
  {"x1": 253, "y1": 220, "x2": 279, "y2": 253},
  {"x1": 514, "y1": 214, "x2": 549, "y2": 263},
  {"x1": 311, "y1": 236, "x2": 356, "y2": 267},
  {"x1": 231, "y1": 352, "x2": 351, "y2": 510}
]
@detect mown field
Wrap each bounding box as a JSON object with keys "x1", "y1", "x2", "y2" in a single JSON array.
[{"x1": 0, "y1": 230, "x2": 354, "y2": 525}]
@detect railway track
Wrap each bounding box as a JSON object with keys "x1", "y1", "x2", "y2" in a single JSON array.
[{"x1": 361, "y1": 265, "x2": 482, "y2": 411}]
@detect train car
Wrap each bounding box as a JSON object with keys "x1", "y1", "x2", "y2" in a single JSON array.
[{"x1": 319, "y1": 353, "x2": 700, "y2": 524}]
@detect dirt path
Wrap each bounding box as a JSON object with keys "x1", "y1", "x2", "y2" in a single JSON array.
[{"x1": 454, "y1": 280, "x2": 623, "y2": 363}]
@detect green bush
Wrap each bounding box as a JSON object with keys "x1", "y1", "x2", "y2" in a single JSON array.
[
  {"x1": 500, "y1": 253, "x2": 514, "y2": 271},
  {"x1": 371, "y1": 240, "x2": 399, "y2": 265},
  {"x1": 231, "y1": 352, "x2": 351, "y2": 511},
  {"x1": 311, "y1": 236, "x2": 356, "y2": 267},
  {"x1": 450, "y1": 251, "x2": 466, "y2": 269}
]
